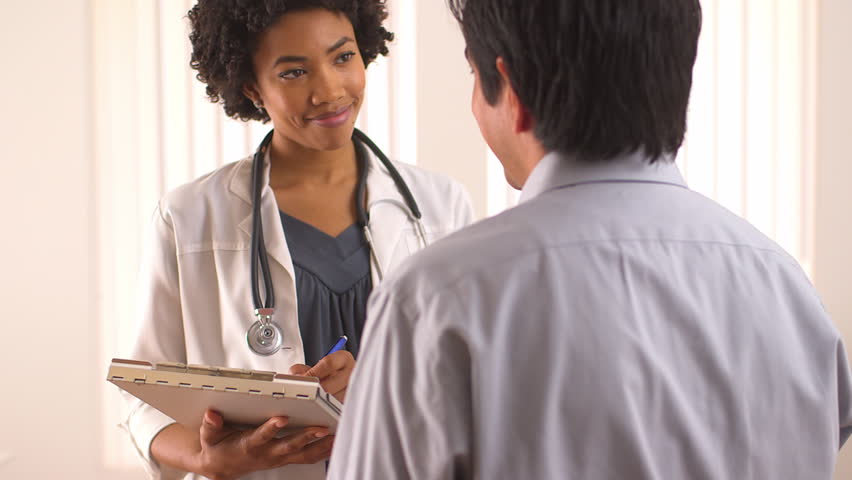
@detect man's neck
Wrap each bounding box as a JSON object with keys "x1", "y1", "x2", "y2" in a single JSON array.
[{"x1": 510, "y1": 134, "x2": 548, "y2": 189}]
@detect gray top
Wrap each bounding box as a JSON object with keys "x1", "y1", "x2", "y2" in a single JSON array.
[
  {"x1": 329, "y1": 150, "x2": 852, "y2": 480},
  {"x1": 280, "y1": 211, "x2": 372, "y2": 366}
]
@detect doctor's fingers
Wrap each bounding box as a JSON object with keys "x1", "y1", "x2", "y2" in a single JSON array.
[
  {"x1": 312, "y1": 368, "x2": 351, "y2": 399},
  {"x1": 288, "y1": 363, "x2": 311, "y2": 376},
  {"x1": 241, "y1": 416, "x2": 295, "y2": 449},
  {"x1": 331, "y1": 386, "x2": 347, "y2": 402},
  {"x1": 305, "y1": 350, "x2": 355, "y2": 380},
  {"x1": 271, "y1": 434, "x2": 335, "y2": 466}
]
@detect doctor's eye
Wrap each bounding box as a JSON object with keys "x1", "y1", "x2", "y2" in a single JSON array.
[
  {"x1": 335, "y1": 51, "x2": 357, "y2": 64},
  {"x1": 279, "y1": 69, "x2": 307, "y2": 80}
]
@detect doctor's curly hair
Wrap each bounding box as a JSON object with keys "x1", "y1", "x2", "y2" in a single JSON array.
[{"x1": 188, "y1": 0, "x2": 393, "y2": 122}]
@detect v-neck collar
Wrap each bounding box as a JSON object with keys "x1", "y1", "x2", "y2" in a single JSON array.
[{"x1": 278, "y1": 210, "x2": 365, "y2": 259}]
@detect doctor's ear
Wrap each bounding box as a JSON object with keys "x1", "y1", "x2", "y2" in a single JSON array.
[
  {"x1": 242, "y1": 85, "x2": 264, "y2": 113},
  {"x1": 495, "y1": 57, "x2": 533, "y2": 134}
]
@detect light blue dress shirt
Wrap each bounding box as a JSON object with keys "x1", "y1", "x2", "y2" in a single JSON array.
[{"x1": 329, "y1": 151, "x2": 852, "y2": 479}]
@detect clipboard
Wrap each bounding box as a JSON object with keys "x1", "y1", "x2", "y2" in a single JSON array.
[{"x1": 107, "y1": 358, "x2": 342, "y2": 433}]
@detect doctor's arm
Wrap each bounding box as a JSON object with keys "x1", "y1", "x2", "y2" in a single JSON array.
[
  {"x1": 121, "y1": 203, "x2": 193, "y2": 479},
  {"x1": 326, "y1": 285, "x2": 474, "y2": 479},
  {"x1": 150, "y1": 411, "x2": 333, "y2": 480},
  {"x1": 124, "y1": 204, "x2": 333, "y2": 479}
]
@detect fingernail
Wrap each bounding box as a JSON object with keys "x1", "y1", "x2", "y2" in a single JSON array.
[
  {"x1": 275, "y1": 420, "x2": 287, "y2": 428},
  {"x1": 315, "y1": 431, "x2": 329, "y2": 438}
]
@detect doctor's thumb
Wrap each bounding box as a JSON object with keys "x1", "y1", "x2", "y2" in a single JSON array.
[{"x1": 199, "y1": 409, "x2": 228, "y2": 446}]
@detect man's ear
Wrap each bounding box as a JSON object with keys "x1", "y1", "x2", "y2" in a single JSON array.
[{"x1": 495, "y1": 57, "x2": 533, "y2": 134}]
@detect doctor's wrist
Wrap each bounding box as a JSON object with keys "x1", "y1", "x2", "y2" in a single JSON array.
[
  {"x1": 150, "y1": 423, "x2": 207, "y2": 479},
  {"x1": 194, "y1": 452, "x2": 242, "y2": 480}
]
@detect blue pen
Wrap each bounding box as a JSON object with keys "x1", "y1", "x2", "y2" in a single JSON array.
[{"x1": 324, "y1": 335, "x2": 348, "y2": 357}]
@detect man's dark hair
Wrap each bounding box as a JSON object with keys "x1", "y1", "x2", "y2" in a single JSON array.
[
  {"x1": 448, "y1": 0, "x2": 702, "y2": 162},
  {"x1": 188, "y1": 0, "x2": 393, "y2": 122}
]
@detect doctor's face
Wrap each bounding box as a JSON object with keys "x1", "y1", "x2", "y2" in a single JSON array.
[{"x1": 247, "y1": 8, "x2": 366, "y2": 152}]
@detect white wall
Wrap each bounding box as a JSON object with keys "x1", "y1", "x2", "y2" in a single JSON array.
[
  {"x1": 0, "y1": 0, "x2": 141, "y2": 478},
  {"x1": 814, "y1": 1, "x2": 852, "y2": 478},
  {"x1": 410, "y1": 1, "x2": 490, "y2": 218}
]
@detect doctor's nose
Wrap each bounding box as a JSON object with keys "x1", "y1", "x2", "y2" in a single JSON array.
[{"x1": 311, "y1": 67, "x2": 346, "y2": 106}]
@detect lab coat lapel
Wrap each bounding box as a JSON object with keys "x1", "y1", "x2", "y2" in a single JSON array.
[
  {"x1": 229, "y1": 155, "x2": 296, "y2": 284},
  {"x1": 363, "y1": 150, "x2": 412, "y2": 287}
]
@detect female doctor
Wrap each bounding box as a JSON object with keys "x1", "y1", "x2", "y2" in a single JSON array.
[{"x1": 121, "y1": 1, "x2": 474, "y2": 479}]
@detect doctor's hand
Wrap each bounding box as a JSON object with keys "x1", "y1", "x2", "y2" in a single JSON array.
[
  {"x1": 289, "y1": 350, "x2": 355, "y2": 402},
  {"x1": 194, "y1": 409, "x2": 333, "y2": 480}
]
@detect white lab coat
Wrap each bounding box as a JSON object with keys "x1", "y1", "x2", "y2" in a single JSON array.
[{"x1": 121, "y1": 146, "x2": 475, "y2": 480}]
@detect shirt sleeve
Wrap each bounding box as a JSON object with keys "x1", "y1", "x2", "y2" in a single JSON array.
[
  {"x1": 837, "y1": 339, "x2": 852, "y2": 449},
  {"x1": 120, "y1": 202, "x2": 188, "y2": 480},
  {"x1": 327, "y1": 283, "x2": 474, "y2": 479}
]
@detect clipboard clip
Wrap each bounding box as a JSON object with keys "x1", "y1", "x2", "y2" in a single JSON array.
[{"x1": 155, "y1": 362, "x2": 276, "y2": 381}]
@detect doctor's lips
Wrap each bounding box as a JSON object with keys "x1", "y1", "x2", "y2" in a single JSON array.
[{"x1": 307, "y1": 104, "x2": 354, "y2": 128}]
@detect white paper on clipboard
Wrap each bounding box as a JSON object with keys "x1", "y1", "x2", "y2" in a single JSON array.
[{"x1": 107, "y1": 358, "x2": 342, "y2": 432}]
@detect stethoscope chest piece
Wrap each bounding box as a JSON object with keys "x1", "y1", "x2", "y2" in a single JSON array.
[{"x1": 246, "y1": 308, "x2": 284, "y2": 356}]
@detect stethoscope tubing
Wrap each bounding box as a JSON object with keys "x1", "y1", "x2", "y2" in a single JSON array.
[
  {"x1": 249, "y1": 128, "x2": 425, "y2": 314},
  {"x1": 250, "y1": 130, "x2": 276, "y2": 312}
]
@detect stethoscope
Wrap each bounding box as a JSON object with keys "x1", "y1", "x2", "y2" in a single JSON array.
[{"x1": 246, "y1": 128, "x2": 427, "y2": 355}]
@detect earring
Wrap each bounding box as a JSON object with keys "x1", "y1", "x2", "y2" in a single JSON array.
[{"x1": 253, "y1": 100, "x2": 265, "y2": 113}]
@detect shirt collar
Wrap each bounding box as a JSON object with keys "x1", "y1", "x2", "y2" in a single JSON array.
[{"x1": 519, "y1": 150, "x2": 687, "y2": 204}]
